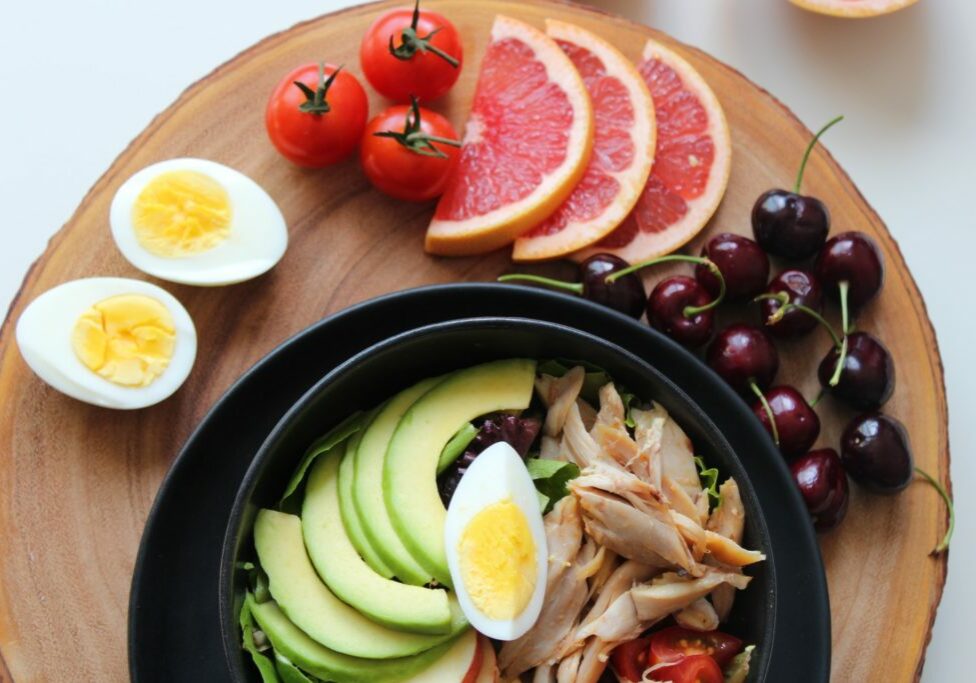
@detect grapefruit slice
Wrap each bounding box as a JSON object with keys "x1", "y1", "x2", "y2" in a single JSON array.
[
  {"x1": 511, "y1": 20, "x2": 656, "y2": 262},
  {"x1": 575, "y1": 38, "x2": 731, "y2": 265},
  {"x1": 425, "y1": 15, "x2": 594, "y2": 256},
  {"x1": 790, "y1": 0, "x2": 917, "y2": 17}
]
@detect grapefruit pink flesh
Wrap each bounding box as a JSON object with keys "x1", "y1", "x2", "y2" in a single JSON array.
[
  {"x1": 511, "y1": 20, "x2": 655, "y2": 262},
  {"x1": 790, "y1": 0, "x2": 917, "y2": 17},
  {"x1": 575, "y1": 39, "x2": 731, "y2": 265},
  {"x1": 425, "y1": 16, "x2": 593, "y2": 256}
]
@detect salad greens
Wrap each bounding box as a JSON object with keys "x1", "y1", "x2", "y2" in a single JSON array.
[
  {"x1": 526, "y1": 458, "x2": 581, "y2": 514},
  {"x1": 275, "y1": 653, "x2": 318, "y2": 683},
  {"x1": 280, "y1": 412, "x2": 366, "y2": 510},
  {"x1": 240, "y1": 596, "x2": 280, "y2": 683},
  {"x1": 695, "y1": 455, "x2": 721, "y2": 508}
]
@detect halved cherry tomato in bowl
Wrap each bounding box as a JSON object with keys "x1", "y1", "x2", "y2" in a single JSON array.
[
  {"x1": 652, "y1": 654, "x2": 724, "y2": 683},
  {"x1": 610, "y1": 636, "x2": 651, "y2": 682},
  {"x1": 265, "y1": 63, "x2": 368, "y2": 168},
  {"x1": 360, "y1": 0, "x2": 463, "y2": 102},
  {"x1": 360, "y1": 98, "x2": 460, "y2": 202},
  {"x1": 649, "y1": 626, "x2": 744, "y2": 669}
]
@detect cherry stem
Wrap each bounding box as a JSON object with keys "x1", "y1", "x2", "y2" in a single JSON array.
[
  {"x1": 497, "y1": 273, "x2": 583, "y2": 295},
  {"x1": 754, "y1": 293, "x2": 843, "y2": 348},
  {"x1": 809, "y1": 388, "x2": 825, "y2": 408},
  {"x1": 606, "y1": 254, "x2": 725, "y2": 317},
  {"x1": 829, "y1": 281, "x2": 851, "y2": 387},
  {"x1": 839, "y1": 280, "x2": 853, "y2": 335},
  {"x1": 829, "y1": 335, "x2": 848, "y2": 387},
  {"x1": 914, "y1": 466, "x2": 954, "y2": 555},
  {"x1": 794, "y1": 115, "x2": 844, "y2": 194},
  {"x1": 388, "y1": 0, "x2": 460, "y2": 67},
  {"x1": 750, "y1": 381, "x2": 779, "y2": 446}
]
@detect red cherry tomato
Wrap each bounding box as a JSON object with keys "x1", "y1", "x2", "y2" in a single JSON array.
[
  {"x1": 360, "y1": 99, "x2": 460, "y2": 202},
  {"x1": 649, "y1": 627, "x2": 744, "y2": 669},
  {"x1": 265, "y1": 63, "x2": 368, "y2": 168},
  {"x1": 360, "y1": 0, "x2": 463, "y2": 102},
  {"x1": 652, "y1": 654, "x2": 724, "y2": 683},
  {"x1": 610, "y1": 637, "x2": 651, "y2": 682}
]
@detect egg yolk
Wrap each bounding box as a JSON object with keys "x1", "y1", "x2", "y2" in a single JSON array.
[
  {"x1": 132, "y1": 170, "x2": 232, "y2": 257},
  {"x1": 458, "y1": 499, "x2": 537, "y2": 621},
  {"x1": 71, "y1": 295, "x2": 176, "y2": 387}
]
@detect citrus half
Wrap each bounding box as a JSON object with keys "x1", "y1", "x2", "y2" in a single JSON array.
[
  {"x1": 511, "y1": 20, "x2": 655, "y2": 262},
  {"x1": 790, "y1": 0, "x2": 918, "y2": 18},
  {"x1": 425, "y1": 15, "x2": 594, "y2": 256},
  {"x1": 575, "y1": 38, "x2": 731, "y2": 265}
]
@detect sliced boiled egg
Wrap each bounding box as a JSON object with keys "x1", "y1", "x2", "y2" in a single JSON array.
[
  {"x1": 110, "y1": 158, "x2": 287, "y2": 286},
  {"x1": 16, "y1": 278, "x2": 196, "y2": 409},
  {"x1": 444, "y1": 441, "x2": 548, "y2": 641}
]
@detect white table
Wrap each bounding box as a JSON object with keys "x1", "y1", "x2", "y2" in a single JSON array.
[{"x1": 0, "y1": 0, "x2": 971, "y2": 679}]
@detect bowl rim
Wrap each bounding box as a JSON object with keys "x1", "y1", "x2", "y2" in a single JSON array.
[{"x1": 217, "y1": 314, "x2": 777, "y2": 681}]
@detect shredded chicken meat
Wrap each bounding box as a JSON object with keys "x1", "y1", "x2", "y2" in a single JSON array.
[{"x1": 491, "y1": 370, "x2": 763, "y2": 682}]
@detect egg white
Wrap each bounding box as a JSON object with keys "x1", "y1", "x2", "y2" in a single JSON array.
[
  {"x1": 444, "y1": 441, "x2": 549, "y2": 641},
  {"x1": 110, "y1": 158, "x2": 287, "y2": 286},
  {"x1": 15, "y1": 278, "x2": 197, "y2": 409}
]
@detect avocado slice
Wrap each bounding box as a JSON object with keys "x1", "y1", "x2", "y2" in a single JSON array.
[
  {"x1": 302, "y1": 452, "x2": 455, "y2": 634},
  {"x1": 336, "y1": 433, "x2": 395, "y2": 579},
  {"x1": 384, "y1": 358, "x2": 536, "y2": 585},
  {"x1": 254, "y1": 509, "x2": 465, "y2": 659},
  {"x1": 352, "y1": 378, "x2": 442, "y2": 586},
  {"x1": 436, "y1": 422, "x2": 479, "y2": 474},
  {"x1": 248, "y1": 594, "x2": 459, "y2": 683}
]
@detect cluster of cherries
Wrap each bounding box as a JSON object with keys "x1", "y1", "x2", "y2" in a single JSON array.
[{"x1": 502, "y1": 117, "x2": 952, "y2": 549}]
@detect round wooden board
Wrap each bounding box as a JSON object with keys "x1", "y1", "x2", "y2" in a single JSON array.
[{"x1": 0, "y1": 1, "x2": 949, "y2": 680}]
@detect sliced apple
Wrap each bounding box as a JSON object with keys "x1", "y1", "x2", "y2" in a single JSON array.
[
  {"x1": 474, "y1": 635, "x2": 499, "y2": 683},
  {"x1": 402, "y1": 629, "x2": 478, "y2": 682}
]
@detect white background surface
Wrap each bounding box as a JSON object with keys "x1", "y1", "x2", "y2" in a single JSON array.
[{"x1": 1, "y1": 0, "x2": 972, "y2": 679}]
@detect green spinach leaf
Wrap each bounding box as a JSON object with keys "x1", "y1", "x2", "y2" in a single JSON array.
[
  {"x1": 240, "y1": 593, "x2": 281, "y2": 683},
  {"x1": 694, "y1": 455, "x2": 721, "y2": 508},
  {"x1": 279, "y1": 411, "x2": 366, "y2": 509},
  {"x1": 526, "y1": 458, "x2": 581, "y2": 514}
]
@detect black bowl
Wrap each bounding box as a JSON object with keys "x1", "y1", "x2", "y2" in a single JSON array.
[{"x1": 219, "y1": 317, "x2": 777, "y2": 681}]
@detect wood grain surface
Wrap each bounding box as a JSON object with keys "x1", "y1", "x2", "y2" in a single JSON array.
[{"x1": 0, "y1": 1, "x2": 949, "y2": 681}]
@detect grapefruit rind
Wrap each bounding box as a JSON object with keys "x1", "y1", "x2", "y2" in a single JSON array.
[
  {"x1": 573, "y1": 38, "x2": 731, "y2": 265},
  {"x1": 425, "y1": 15, "x2": 594, "y2": 256},
  {"x1": 510, "y1": 19, "x2": 656, "y2": 262},
  {"x1": 789, "y1": 0, "x2": 918, "y2": 17}
]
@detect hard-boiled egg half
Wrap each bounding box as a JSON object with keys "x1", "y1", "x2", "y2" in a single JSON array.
[
  {"x1": 16, "y1": 278, "x2": 196, "y2": 409},
  {"x1": 110, "y1": 158, "x2": 287, "y2": 286},
  {"x1": 444, "y1": 441, "x2": 548, "y2": 641}
]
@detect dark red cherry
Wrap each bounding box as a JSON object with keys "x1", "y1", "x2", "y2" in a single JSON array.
[
  {"x1": 752, "y1": 190, "x2": 830, "y2": 260},
  {"x1": 790, "y1": 448, "x2": 849, "y2": 531},
  {"x1": 814, "y1": 232, "x2": 884, "y2": 310},
  {"x1": 578, "y1": 254, "x2": 647, "y2": 319},
  {"x1": 751, "y1": 116, "x2": 843, "y2": 260},
  {"x1": 646, "y1": 276, "x2": 715, "y2": 348},
  {"x1": 818, "y1": 332, "x2": 894, "y2": 410},
  {"x1": 706, "y1": 324, "x2": 779, "y2": 394},
  {"x1": 758, "y1": 269, "x2": 825, "y2": 338},
  {"x1": 498, "y1": 254, "x2": 646, "y2": 319},
  {"x1": 696, "y1": 232, "x2": 770, "y2": 300},
  {"x1": 752, "y1": 386, "x2": 821, "y2": 457},
  {"x1": 841, "y1": 413, "x2": 913, "y2": 494}
]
